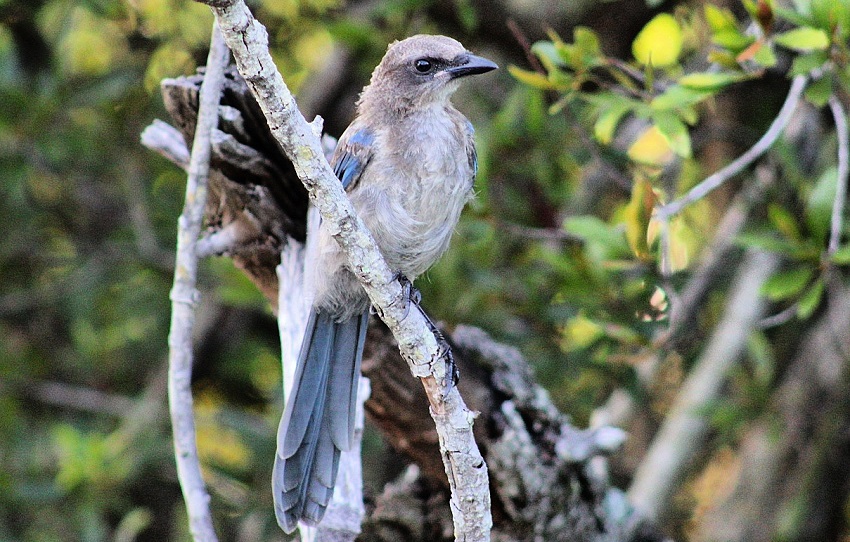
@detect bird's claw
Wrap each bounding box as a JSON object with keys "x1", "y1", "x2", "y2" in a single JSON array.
[
  {"x1": 436, "y1": 335, "x2": 459, "y2": 397},
  {"x1": 391, "y1": 272, "x2": 421, "y2": 319},
  {"x1": 387, "y1": 272, "x2": 458, "y2": 396},
  {"x1": 419, "y1": 306, "x2": 459, "y2": 397}
]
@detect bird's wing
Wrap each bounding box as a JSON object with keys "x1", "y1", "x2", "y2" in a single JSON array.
[
  {"x1": 331, "y1": 126, "x2": 375, "y2": 190},
  {"x1": 465, "y1": 120, "x2": 478, "y2": 180}
]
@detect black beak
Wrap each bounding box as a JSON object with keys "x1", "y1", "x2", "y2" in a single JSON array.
[{"x1": 446, "y1": 54, "x2": 498, "y2": 78}]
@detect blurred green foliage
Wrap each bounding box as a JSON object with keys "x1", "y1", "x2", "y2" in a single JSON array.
[
  {"x1": 3, "y1": 0, "x2": 850, "y2": 539},
  {"x1": 507, "y1": 0, "x2": 850, "y2": 381}
]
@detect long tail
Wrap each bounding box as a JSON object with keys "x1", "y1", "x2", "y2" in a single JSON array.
[{"x1": 272, "y1": 307, "x2": 369, "y2": 533}]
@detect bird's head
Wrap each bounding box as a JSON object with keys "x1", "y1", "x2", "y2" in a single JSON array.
[{"x1": 359, "y1": 35, "x2": 498, "y2": 114}]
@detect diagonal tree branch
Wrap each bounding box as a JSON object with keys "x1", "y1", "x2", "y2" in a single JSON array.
[
  {"x1": 166, "y1": 24, "x2": 230, "y2": 542},
  {"x1": 194, "y1": 1, "x2": 492, "y2": 539},
  {"x1": 656, "y1": 75, "x2": 808, "y2": 221},
  {"x1": 627, "y1": 250, "x2": 779, "y2": 523}
]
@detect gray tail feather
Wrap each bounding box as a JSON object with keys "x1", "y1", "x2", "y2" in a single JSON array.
[{"x1": 272, "y1": 308, "x2": 369, "y2": 533}]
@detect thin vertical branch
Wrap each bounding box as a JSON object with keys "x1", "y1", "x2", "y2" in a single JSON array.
[
  {"x1": 166, "y1": 25, "x2": 230, "y2": 542},
  {"x1": 828, "y1": 95, "x2": 848, "y2": 255}
]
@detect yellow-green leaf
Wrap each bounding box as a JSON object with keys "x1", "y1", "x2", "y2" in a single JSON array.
[
  {"x1": 632, "y1": 13, "x2": 683, "y2": 67},
  {"x1": 628, "y1": 125, "x2": 675, "y2": 166},
  {"x1": 804, "y1": 76, "x2": 833, "y2": 107},
  {"x1": 761, "y1": 267, "x2": 813, "y2": 301},
  {"x1": 830, "y1": 245, "x2": 850, "y2": 264},
  {"x1": 622, "y1": 177, "x2": 657, "y2": 258},
  {"x1": 678, "y1": 72, "x2": 745, "y2": 90},
  {"x1": 752, "y1": 42, "x2": 778, "y2": 67},
  {"x1": 704, "y1": 4, "x2": 738, "y2": 32},
  {"x1": 774, "y1": 27, "x2": 830, "y2": 51},
  {"x1": 594, "y1": 102, "x2": 632, "y2": 144},
  {"x1": 767, "y1": 204, "x2": 801, "y2": 241},
  {"x1": 712, "y1": 29, "x2": 755, "y2": 51},
  {"x1": 563, "y1": 313, "x2": 604, "y2": 351},
  {"x1": 651, "y1": 85, "x2": 714, "y2": 110},
  {"x1": 508, "y1": 65, "x2": 557, "y2": 90},
  {"x1": 653, "y1": 112, "x2": 692, "y2": 158},
  {"x1": 797, "y1": 279, "x2": 824, "y2": 319}
]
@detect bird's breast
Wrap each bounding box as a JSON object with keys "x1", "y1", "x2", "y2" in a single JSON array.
[{"x1": 351, "y1": 116, "x2": 475, "y2": 278}]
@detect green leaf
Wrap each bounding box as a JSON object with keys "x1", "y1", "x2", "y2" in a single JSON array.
[
  {"x1": 797, "y1": 279, "x2": 824, "y2": 318},
  {"x1": 705, "y1": 4, "x2": 739, "y2": 32},
  {"x1": 774, "y1": 27, "x2": 830, "y2": 51},
  {"x1": 652, "y1": 85, "x2": 715, "y2": 110},
  {"x1": 532, "y1": 41, "x2": 563, "y2": 71},
  {"x1": 752, "y1": 43, "x2": 778, "y2": 67},
  {"x1": 652, "y1": 111, "x2": 692, "y2": 158},
  {"x1": 678, "y1": 71, "x2": 746, "y2": 90},
  {"x1": 840, "y1": 66, "x2": 850, "y2": 95},
  {"x1": 774, "y1": 5, "x2": 814, "y2": 27},
  {"x1": 831, "y1": 245, "x2": 850, "y2": 264},
  {"x1": 790, "y1": 51, "x2": 828, "y2": 76},
  {"x1": 508, "y1": 65, "x2": 558, "y2": 90},
  {"x1": 804, "y1": 76, "x2": 833, "y2": 107},
  {"x1": 767, "y1": 204, "x2": 802, "y2": 241},
  {"x1": 736, "y1": 232, "x2": 803, "y2": 255},
  {"x1": 564, "y1": 215, "x2": 630, "y2": 260},
  {"x1": 811, "y1": 0, "x2": 850, "y2": 35},
  {"x1": 806, "y1": 166, "x2": 837, "y2": 243},
  {"x1": 571, "y1": 26, "x2": 602, "y2": 68},
  {"x1": 760, "y1": 267, "x2": 814, "y2": 300},
  {"x1": 712, "y1": 29, "x2": 755, "y2": 51},
  {"x1": 747, "y1": 332, "x2": 775, "y2": 385},
  {"x1": 594, "y1": 100, "x2": 632, "y2": 144}
]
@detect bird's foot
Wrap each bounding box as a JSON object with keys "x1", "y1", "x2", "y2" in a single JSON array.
[
  {"x1": 391, "y1": 272, "x2": 421, "y2": 319},
  {"x1": 417, "y1": 305, "x2": 459, "y2": 397},
  {"x1": 385, "y1": 272, "x2": 457, "y2": 396}
]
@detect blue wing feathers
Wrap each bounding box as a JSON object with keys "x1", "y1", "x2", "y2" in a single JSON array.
[{"x1": 332, "y1": 128, "x2": 374, "y2": 190}]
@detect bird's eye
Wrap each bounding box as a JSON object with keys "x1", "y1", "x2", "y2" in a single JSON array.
[{"x1": 414, "y1": 59, "x2": 433, "y2": 73}]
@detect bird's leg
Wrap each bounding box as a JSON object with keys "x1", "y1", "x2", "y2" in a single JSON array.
[
  {"x1": 381, "y1": 273, "x2": 458, "y2": 395},
  {"x1": 389, "y1": 272, "x2": 421, "y2": 319},
  {"x1": 415, "y1": 305, "x2": 459, "y2": 397},
  {"x1": 371, "y1": 273, "x2": 420, "y2": 319}
]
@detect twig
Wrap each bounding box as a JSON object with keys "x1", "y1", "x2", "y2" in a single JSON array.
[
  {"x1": 501, "y1": 221, "x2": 584, "y2": 242},
  {"x1": 828, "y1": 95, "x2": 849, "y2": 255},
  {"x1": 757, "y1": 303, "x2": 798, "y2": 329},
  {"x1": 664, "y1": 164, "x2": 775, "y2": 342},
  {"x1": 166, "y1": 25, "x2": 230, "y2": 542},
  {"x1": 124, "y1": 167, "x2": 175, "y2": 270},
  {"x1": 627, "y1": 250, "x2": 779, "y2": 523},
  {"x1": 606, "y1": 57, "x2": 651, "y2": 87},
  {"x1": 195, "y1": 1, "x2": 492, "y2": 539},
  {"x1": 15, "y1": 379, "x2": 136, "y2": 417},
  {"x1": 507, "y1": 19, "x2": 544, "y2": 74},
  {"x1": 657, "y1": 215, "x2": 672, "y2": 280},
  {"x1": 656, "y1": 75, "x2": 808, "y2": 220},
  {"x1": 141, "y1": 119, "x2": 191, "y2": 170}
]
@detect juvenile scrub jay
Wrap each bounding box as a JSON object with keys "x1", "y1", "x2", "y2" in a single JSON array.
[{"x1": 272, "y1": 34, "x2": 497, "y2": 533}]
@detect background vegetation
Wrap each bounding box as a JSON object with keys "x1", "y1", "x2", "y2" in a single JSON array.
[{"x1": 2, "y1": 0, "x2": 850, "y2": 540}]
